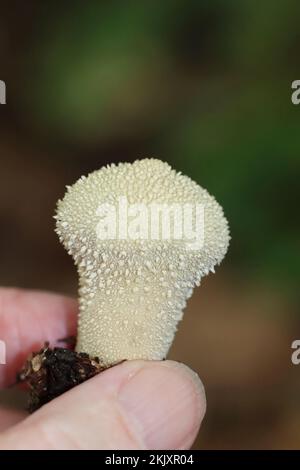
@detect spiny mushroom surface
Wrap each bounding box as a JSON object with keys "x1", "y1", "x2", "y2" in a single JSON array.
[{"x1": 55, "y1": 158, "x2": 230, "y2": 365}]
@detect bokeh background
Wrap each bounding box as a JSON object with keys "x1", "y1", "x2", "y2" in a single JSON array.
[{"x1": 0, "y1": 0, "x2": 299, "y2": 449}]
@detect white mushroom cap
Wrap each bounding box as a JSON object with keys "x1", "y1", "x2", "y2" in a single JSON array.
[{"x1": 55, "y1": 158, "x2": 230, "y2": 365}]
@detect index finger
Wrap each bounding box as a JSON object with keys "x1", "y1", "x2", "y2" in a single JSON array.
[{"x1": 0, "y1": 288, "x2": 77, "y2": 388}]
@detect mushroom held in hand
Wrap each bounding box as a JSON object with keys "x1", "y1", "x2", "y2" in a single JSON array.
[{"x1": 55, "y1": 159, "x2": 230, "y2": 365}]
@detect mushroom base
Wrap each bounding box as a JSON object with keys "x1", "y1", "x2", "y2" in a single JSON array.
[{"x1": 18, "y1": 343, "x2": 109, "y2": 412}]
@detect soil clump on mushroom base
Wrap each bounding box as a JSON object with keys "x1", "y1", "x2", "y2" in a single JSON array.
[{"x1": 18, "y1": 343, "x2": 108, "y2": 412}]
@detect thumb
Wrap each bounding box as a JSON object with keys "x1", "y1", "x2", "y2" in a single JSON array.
[{"x1": 0, "y1": 360, "x2": 206, "y2": 450}]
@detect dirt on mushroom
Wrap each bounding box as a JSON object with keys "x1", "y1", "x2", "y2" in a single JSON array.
[{"x1": 18, "y1": 343, "x2": 107, "y2": 412}]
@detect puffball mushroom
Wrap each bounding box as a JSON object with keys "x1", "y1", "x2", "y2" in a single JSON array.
[{"x1": 55, "y1": 158, "x2": 229, "y2": 366}]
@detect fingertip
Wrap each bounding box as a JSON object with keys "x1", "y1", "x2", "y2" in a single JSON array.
[{"x1": 116, "y1": 360, "x2": 205, "y2": 449}]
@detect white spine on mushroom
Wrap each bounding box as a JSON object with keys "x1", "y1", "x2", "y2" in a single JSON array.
[{"x1": 55, "y1": 159, "x2": 230, "y2": 365}]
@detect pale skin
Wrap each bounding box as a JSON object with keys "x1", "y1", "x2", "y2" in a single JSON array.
[{"x1": 0, "y1": 288, "x2": 206, "y2": 450}]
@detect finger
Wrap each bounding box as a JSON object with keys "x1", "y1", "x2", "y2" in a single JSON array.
[
  {"x1": 0, "y1": 407, "x2": 26, "y2": 432},
  {"x1": 0, "y1": 287, "x2": 77, "y2": 388},
  {"x1": 0, "y1": 360, "x2": 206, "y2": 450}
]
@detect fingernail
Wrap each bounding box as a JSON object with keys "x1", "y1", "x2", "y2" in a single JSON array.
[{"x1": 119, "y1": 361, "x2": 205, "y2": 449}]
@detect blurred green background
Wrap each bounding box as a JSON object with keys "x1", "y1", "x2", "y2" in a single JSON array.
[{"x1": 0, "y1": 0, "x2": 299, "y2": 449}]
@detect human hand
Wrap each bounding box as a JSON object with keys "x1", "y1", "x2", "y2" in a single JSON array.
[{"x1": 0, "y1": 288, "x2": 206, "y2": 450}]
